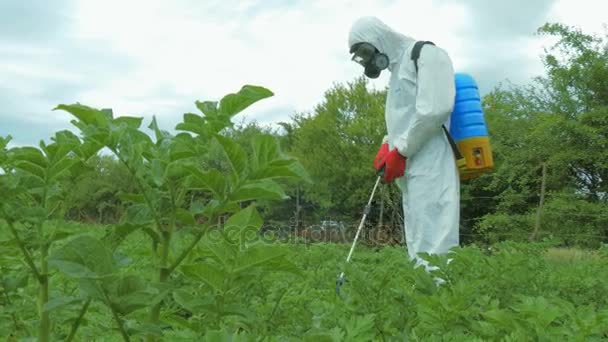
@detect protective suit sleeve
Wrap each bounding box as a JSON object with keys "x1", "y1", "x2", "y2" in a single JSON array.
[{"x1": 394, "y1": 46, "x2": 456, "y2": 158}]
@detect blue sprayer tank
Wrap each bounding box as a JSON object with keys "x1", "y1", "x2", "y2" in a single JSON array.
[{"x1": 449, "y1": 73, "x2": 494, "y2": 180}]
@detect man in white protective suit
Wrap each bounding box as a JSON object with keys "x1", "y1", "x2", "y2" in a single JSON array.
[{"x1": 348, "y1": 16, "x2": 460, "y2": 274}]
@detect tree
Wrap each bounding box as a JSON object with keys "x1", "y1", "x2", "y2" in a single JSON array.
[
  {"x1": 287, "y1": 77, "x2": 399, "y2": 227},
  {"x1": 467, "y1": 22, "x2": 608, "y2": 246},
  {"x1": 63, "y1": 154, "x2": 138, "y2": 223}
]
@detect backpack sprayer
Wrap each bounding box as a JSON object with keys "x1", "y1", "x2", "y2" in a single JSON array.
[{"x1": 411, "y1": 41, "x2": 494, "y2": 181}]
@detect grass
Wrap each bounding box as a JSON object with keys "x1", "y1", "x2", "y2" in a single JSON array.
[{"x1": 545, "y1": 247, "x2": 600, "y2": 262}]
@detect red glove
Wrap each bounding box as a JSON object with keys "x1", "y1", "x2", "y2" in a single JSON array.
[
  {"x1": 373, "y1": 143, "x2": 389, "y2": 171},
  {"x1": 378, "y1": 148, "x2": 406, "y2": 183}
]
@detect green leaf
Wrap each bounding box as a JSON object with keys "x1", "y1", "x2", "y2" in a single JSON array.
[
  {"x1": 78, "y1": 278, "x2": 106, "y2": 300},
  {"x1": 203, "y1": 329, "x2": 255, "y2": 342},
  {"x1": 166, "y1": 162, "x2": 190, "y2": 182},
  {"x1": 52, "y1": 130, "x2": 81, "y2": 147},
  {"x1": 222, "y1": 205, "x2": 263, "y2": 248},
  {"x1": 115, "y1": 129, "x2": 154, "y2": 153},
  {"x1": 512, "y1": 296, "x2": 562, "y2": 328},
  {"x1": 148, "y1": 115, "x2": 170, "y2": 142},
  {"x1": 251, "y1": 158, "x2": 311, "y2": 182},
  {"x1": 105, "y1": 275, "x2": 159, "y2": 315},
  {"x1": 221, "y1": 304, "x2": 258, "y2": 323},
  {"x1": 186, "y1": 167, "x2": 226, "y2": 199},
  {"x1": 10, "y1": 146, "x2": 48, "y2": 167},
  {"x1": 218, "y1": 85, "x2": 273, "y2": 118},
  {"x1": 189, "y1": 200, "x2": 206, "y2": 215},
  {"x1": 170, "y1": 134, "x2": 198, "y2": 161},
  {"x1": 173, "y1": 289, "x2": 214, "y2": 312},
  {"x1": 224, "y1": 205, "x2": 263, "y2": 234},
  {"x1": 195, "y1": 101, "x2": 219, "y2": 117},
  {"x1": 12, "y1": 160, "x2": 46, "y2": 180},
  {"x1": 263, "y1": 257, "x2": 303, "y2": 276},
  {"x1": 100, "y1": 108, "x2": 114, "y2": 121},
  {"x1": 176, "y1": 208, "x2": 195, "y2": 226},
  {"x1": 43, "y1": 296, "x2": 83, "y2": 313},
  {"x1": 229, "y1": 179, "x2": 287, "y2": 202},
  {"x1": 483, "y1": 309, "x2": 515, "y2": 328},
  {"x1": 127, "y1": 323, "x2": 164, "y2": 337},
  {"x1": 48, "y1": 225, "x2": 79, "y2": 243},
  {"x1": 113, "y1": 116, "x2": 143, "y2": 129},
  {"x1": 233, "y1": 244, "x2": 287, "y2": 273},
  {"x1": 78, "y1": 140, "x2": 104, "y2": 159},
  {"x1": 215, "y1": 134, "x2": 247, "y2": 178},
  {"x1": 175, "y1": 113, "x2": 207, "y2": 136},
  {"x1": 151, "y1": 159, "x2": 165, "y2": 186},
  {"x1": 123, "y1": 204, "x2": 154, "y2": 226},
  {"x1": 201, "y1": 200, "x2": 240, "y2": 218},
  {"x1": 1, "y1": 272, "x2": 29, "y2": 292},
  {"x1": 174, "y1": 122, "x2": 204, "y2": 136},
  {"x1": 303, "y1": 328, "x2": 344, "y2": 342},
  {"x1": 0, "y1": 135, "x2": 12, "y2": 150},
  {"x1": 342, "y1": 314, "x2": 376, "y2": 341},
  {"x1": 118, "y1": 192, "x2": 145, "y2": 204},
  {"x1": 202, "y1": 235, "x2": 235, "y2": 267},
  {"x1": 49, "y1": 235, "x2": 117, "y2": 279},
  {"x1": 48, "y1": 155, "x2": 78, "y2": 180},
  {"x1": 180, "y1": 263, "x2": 225, "y2": 292},
  {"x1": 15, "y1": 206, "x2": 47, "y2": 225},
  {"x1": 102, "y1": 223, "x2": 142, "y2": 251},
  {"x1": 54, "y1": 104, "x2": 108, "y2": 126},
  {"x1": 114, "y1": 252, "x2": 132, "y2": 267},
  {"x1": 251, "y1": 134, "x2": 279, "y2": 170}
]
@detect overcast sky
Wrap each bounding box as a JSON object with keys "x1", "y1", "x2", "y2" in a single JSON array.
[{"x1": 1, "y1": 0, "x2": 606, "y2": 147}]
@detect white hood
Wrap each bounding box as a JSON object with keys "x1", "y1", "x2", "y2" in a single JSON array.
[{"x1": 348, "y1": 16, "x2": 415, "y2": 70}]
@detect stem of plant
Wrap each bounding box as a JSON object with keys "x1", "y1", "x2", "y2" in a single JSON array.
[
  {"x1": 98, "y1": 286, "x2": 131, "y2": 342},
  {"x1": 6, "y1": 219, "x2": 43, "y2": 337},
  {"x1": 112, "y1": 150, "x2": 164, "y2": 233},
  {"x1": 7, "y1": 221, "x2": 41, "y2": 281},
  {"x1": 113, "y1": 150, "x2": 171, "y2": 342},
  {"x1": 167, "y1": 225, "x2": 208, "y2": 274},
  {"x1": 145, "y1": 208, "x2": 218, "y2": 341},
  {"x1": 66, "y1": 299, "x2": 91, "y2": 342},
  {"x1": 38, "y1": 224, "x2": 50, "y2": 342},
  {"x1": 145, "y1": 233, "x2": 170, "y2": 342},
  {"x1": 34, "y1": 180, "x2": 51, "y2": 342},
  {"x1": 110, "y1": 305, "x2": 131, "y2": 342},
  {"x1": 265, "y1": 287, "x2": 289, "y2": 334},
  {"x1": 167, "y1": 211, "x2": 220, "y2": 274}
]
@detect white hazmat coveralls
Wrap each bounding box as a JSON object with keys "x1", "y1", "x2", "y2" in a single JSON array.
[{"x1": 349, "y1": 17, "x2": 460, "y2": 271}]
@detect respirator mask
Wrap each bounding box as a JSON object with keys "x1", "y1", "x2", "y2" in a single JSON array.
[{"x1": 350, "y1": 42, "x2": 389, "y2": 79}]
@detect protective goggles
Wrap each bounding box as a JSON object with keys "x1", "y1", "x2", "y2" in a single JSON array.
[{"x1": 349, "y1": 42, "x2": 378, "y2": 67}]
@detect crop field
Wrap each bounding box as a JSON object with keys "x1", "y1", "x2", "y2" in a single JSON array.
[{"x1": 2, "y1": 221, "x2": 607, "y2": 341}]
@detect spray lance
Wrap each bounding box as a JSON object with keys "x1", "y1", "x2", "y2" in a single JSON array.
[{"x1": 335, "y1": 167, "x2": 384, "y2": 296}]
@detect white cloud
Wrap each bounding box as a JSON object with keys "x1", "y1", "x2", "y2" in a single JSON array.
[
  {"x1": 550, "y1": 0, "x2": 607, "y2": 35},
  {"x1": 1, "y1": 0, "x2": 606, "y2": 147},
  {"x1": 66, "y1": 0, "x2": 472, "y2": 126}
]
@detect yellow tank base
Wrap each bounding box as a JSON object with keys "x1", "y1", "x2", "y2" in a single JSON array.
[
  {"x1": 458, "y1": 137, "x2": 494, "y2": 169},
  {"x1": 456, "y1": 136, "x2": 494, "y2": 180}
]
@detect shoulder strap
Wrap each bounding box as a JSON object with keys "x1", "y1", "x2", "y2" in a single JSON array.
[
  {"x1": 411, "y1": 41, "x2": 464, "y2": 163},
  {"x1": 411, "y1": 41, "x2": 435, "y2": 73}
]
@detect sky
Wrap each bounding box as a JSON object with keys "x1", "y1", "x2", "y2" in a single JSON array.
[{"x1": 1, "y1": 0, "x2": 606, "y2": 148}]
